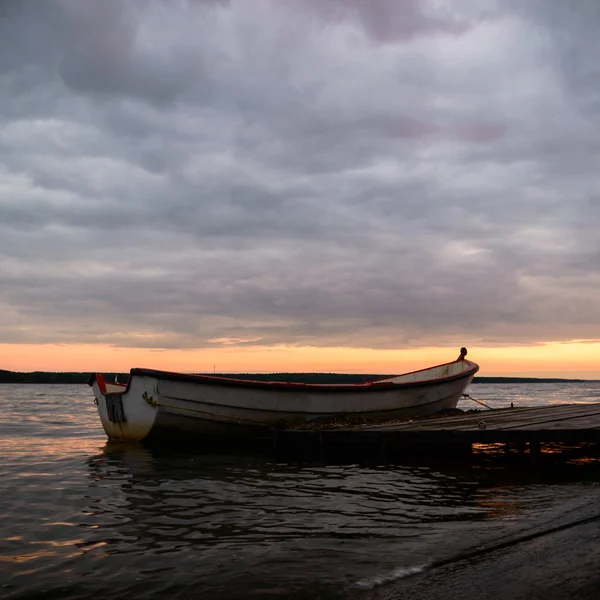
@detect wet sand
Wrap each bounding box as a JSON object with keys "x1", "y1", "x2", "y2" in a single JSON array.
[{"x1": 368, "y1": 488, "x2": 600, "y2": 600}]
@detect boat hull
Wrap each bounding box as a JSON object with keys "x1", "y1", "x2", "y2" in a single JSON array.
[
  {"x1": 89, "y1": 359, "x2": 478, "y2": 444},
  {"x1": 145, "y1": 385, "x2": 468, "y2": 445}
]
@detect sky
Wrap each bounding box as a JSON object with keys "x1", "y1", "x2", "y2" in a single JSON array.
[{"x1": 1, "y1": 0, "x2": 599, "y2": 377}]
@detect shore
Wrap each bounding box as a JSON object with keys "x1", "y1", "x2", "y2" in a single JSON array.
[
  {"x1": 0, "y1": 369, "x2": 590, "y2": 385},
  {"x1": 363, "y1": 487, "x2": 600, "y2": 600}
]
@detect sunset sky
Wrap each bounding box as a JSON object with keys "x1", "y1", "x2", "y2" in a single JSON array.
[{"x1": 1, "y1": 1, "x2": 600, "y2": 378}]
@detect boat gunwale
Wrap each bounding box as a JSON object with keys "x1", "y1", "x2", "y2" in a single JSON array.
[{"x1": 88, "y1": 359, "x2": 479, "y2": 395}]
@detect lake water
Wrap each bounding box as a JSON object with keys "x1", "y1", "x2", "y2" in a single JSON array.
[{"x1": 1, "y1": 382, "x2": 600, "y2": 599}]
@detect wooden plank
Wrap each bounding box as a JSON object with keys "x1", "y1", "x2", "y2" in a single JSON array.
[
  {"x1": 361, "y1": 404, "x2": 600, "y2": 432},
  {"x1": 423, "y1": 407, "x2": 600, "y2": 432},
  {"x1": 518, "y1": 415, "x2": 600, "y2": 431},
  {"x1": 500, "y1": 407, "x2": 600, "y2": 431},
  {"x1": 314, "y1": 426, "x2": 600, "y2": 445},
  {"x1": 362, "y1": 405, "x2": 566, "y2": 431},
  {"x1": 277, "y1": 403, "x2": 600, "y2": 450}
]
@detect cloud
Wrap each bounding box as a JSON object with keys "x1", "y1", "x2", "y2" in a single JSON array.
[
  {"x1": 301, "y1": 0, "x2": 479, "y2": 44},
  {"x1": 1, "y1": 0, "x2": 599, "y2": 354}
]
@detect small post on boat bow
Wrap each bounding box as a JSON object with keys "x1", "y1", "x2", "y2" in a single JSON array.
[{"x1": 458, "y1": 347, "x2": 468, "y2": 360}]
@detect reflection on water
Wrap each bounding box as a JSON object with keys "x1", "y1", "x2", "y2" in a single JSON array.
[
  {"x1": 1, "y1": 383, "x2": 600, "y2": 599},
  {"x1": 463, "y1": 381, "x2": 600, "y2": 408}
]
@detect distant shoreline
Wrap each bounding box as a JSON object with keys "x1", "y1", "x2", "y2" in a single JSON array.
[{"x1": 0, "y1": 370, "x2": 595, "y2": 385}]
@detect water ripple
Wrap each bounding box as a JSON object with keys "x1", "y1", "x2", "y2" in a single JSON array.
[{"x1": 1, "y1": 382, "x2": 599, "y2": 599}]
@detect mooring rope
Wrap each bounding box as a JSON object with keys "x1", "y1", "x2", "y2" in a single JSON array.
[
  {"x1": 461, "y1": 393, "x2": 493, "y2": 410},
  {"x1": 141, "y1": 391, "x2": 278, "y2": 426}
]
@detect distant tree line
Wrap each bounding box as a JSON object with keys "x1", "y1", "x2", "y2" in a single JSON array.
[
  {"x1": 0, "y1": 370, "x2": 127, "y2": 384},
  {"x1": 0, "y1": 369, "x2": 588, "y2": 385}
]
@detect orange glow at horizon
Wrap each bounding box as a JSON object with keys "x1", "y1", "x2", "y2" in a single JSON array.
[{"x1": 1, "y1": 341, "x2": 599, "y2": 378}]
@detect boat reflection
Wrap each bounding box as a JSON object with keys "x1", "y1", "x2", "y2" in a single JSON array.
[
  {"x1": 84, "y1": 442, "x2": 495, "y2": 556},
  {"x1": 83, "y1": 441, "x2": 597, "y2": 558},
  {"x1": 74, "y1": 441, "x2": 600, "y2": 598}
]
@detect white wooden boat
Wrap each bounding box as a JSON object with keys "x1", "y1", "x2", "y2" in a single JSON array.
[{"x1": 88, "y1": 349, "x2": 478, "y2": 443}]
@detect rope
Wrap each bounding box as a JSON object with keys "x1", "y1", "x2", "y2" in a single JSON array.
[
  {"x1": 142, "y1": 391, "x2": 271, "y2": 426},
  {"x1": 142, "y1": 390, "x2": 495, "y2": 425},
  {"x1": 461, "y1": 393, "x2": 493, "y2": 410}
]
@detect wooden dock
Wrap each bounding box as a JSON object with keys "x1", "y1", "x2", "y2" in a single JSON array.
[{"x1": 276, "y1": 403, "x2": 600, "y2": 456}]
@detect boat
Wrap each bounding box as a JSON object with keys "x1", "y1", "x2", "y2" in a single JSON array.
[{"x1": 87, "y1": 348, "x2": 479, "y2": 443}]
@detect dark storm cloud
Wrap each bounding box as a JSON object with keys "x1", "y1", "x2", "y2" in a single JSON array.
[{"x1": 1, "y1": 0, "x2": 600, "y2": 352}]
